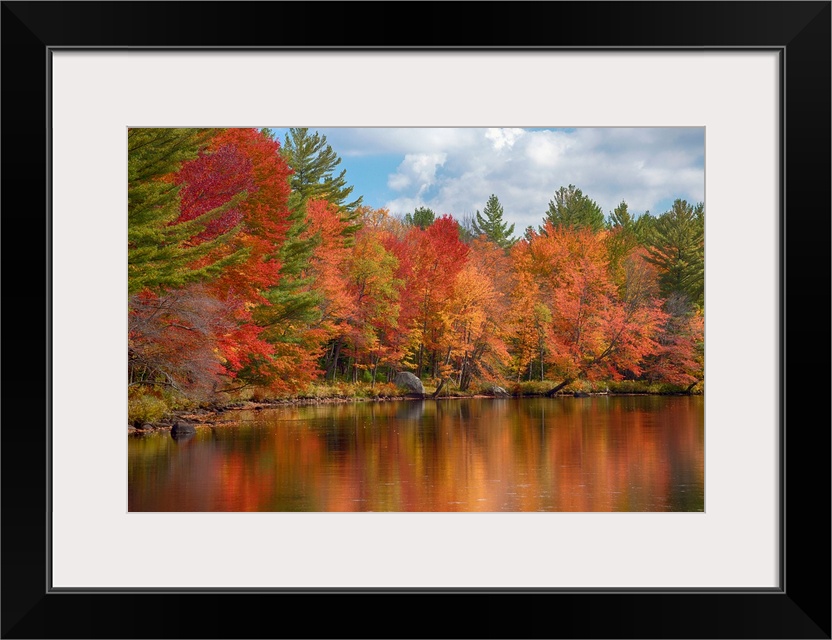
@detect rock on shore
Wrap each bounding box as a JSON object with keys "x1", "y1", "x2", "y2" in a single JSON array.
[{"x1": 394, "y1": 372, "x2": 425, "y2": 396}]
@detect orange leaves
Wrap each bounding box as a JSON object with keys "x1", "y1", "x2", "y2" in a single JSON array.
[
  {"x1": 344, "y1": 224, "x2": 403, "y2": 362},
  {"x1": 132, "y1": 129, "x2": 703, "y2": 397},
  {"x1": 396, "y1": 216, "x2": 469, "y2": 374},
  {"x1": 304, "y1": 198, "x2": 355, "y2": 332},
  {"x1": 644, "y1": 299, "x2": 704, "y2": 386},
  {"x1": 384, "y1": 218, "x2": 513, "y2": 388},
  {"x1": 512, "y1": 223, "x2": 668, "y2": 385}
]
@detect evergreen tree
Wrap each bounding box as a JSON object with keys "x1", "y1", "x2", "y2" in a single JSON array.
[
  {"x1": 249, "y1": 197, "x2": 327, "y2": 390},
  {"x1": 280, "y1": 128, "x2": 362, "y2": 212},
  {"x1": 249, "y1": 129, "x2": 365, "y2": 387},
  {"x1": 404, "y1": 206, "x2": 436, "y2": 229},
  {"x1": 471, "y1": 194, "x2": 516, "y2": 249},
  {"x1": 542, "y1": 184, "x2": 605, "y2": 232},
  {"x1": 128, "y1": 128, "x2": 246, "y2": 295},
  {"x1": 279, "y1": 127, "x2": 363, "y2": 250},
  {"x1": 633, "y1": 210, "x2": 656, "y2": 245},
  {"x1": 644, "y1": 199, "x2": 705, "y2": 308},
  {"x1": 605, "y1": 200, "x2": 639, "y2": 290},
  {"x1": 252, "y1": 174, "x2": 323, "y2": 363},
  {"x1": 607, "y1": 200, "x2": 633, "y2": 229}
]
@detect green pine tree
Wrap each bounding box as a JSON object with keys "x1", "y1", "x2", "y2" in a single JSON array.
[
  {"x1": 252, "y1": 129, "x2": 357, "y2": 375},
  {"x1": 633, "y1": 211, "x2": 656, "y2": 245},
  {"x1": 254, "y1": 206, "x2": 323, "y2": 341},
  {"x1": 605, "y1": 200, "x2": 640, "y2": 289},
  {"x1": 542, "y1": 184, "x2": 605, "y2": 232},
  {"x1": 128, "y1": 128, "x2": 246, "y2": 295},
  {"x1": 280, "y1": 128, "x2": 363, "y2": 239},
  {"x1": 252, "y1": 131, "x2": 325, "y2": 355},
  {"x1": 471, "y1": 194, "x2": 516, "y2": 249},
  {"x1": 607, "y1": 200, "x2": 633, "y2": 230},
  {"x1": 644, "y1": 199, "x2": 705, "y2": 308},
  {"x1": 404, "y1": 206, "x2": 436, "y2": 229}
]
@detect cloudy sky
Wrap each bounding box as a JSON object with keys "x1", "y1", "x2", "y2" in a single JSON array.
[{"x1": 269, "y1": 127, "x2": 704, "y2": 236}]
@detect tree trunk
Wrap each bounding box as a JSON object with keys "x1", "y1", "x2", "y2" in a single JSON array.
[
  {"x1": 461, "y1": 369, "x2": 472, "y2": 392},
  {"x1": 545, "y1": 379, "x2": 572, "y2": 397},
  {"x1": 322, "y1": 340, "x2": 335, "y2": 371},
  {"x1": 685, "y1": 381, "x2": 698, "y2": 394},
  {"x1": 433, "y1": 378, "x2": 446, "y2": 398},
  {"x1": 327, "y1": 337, "x2": 343, "y2": 381},
  {"x1": 416, "y1": 343, "x2": 424, "y2": 379},
  {"x1": 371, "y1": 355, "x2": 380, "y2": 389}
]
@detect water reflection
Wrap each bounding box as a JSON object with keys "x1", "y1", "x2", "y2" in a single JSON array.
[
  {"x1": 128, "y1": 396, "x2": 704, "y2": 512},
  {"x1": 170, "y1": 430, "x2": 196, "y2": 444}
]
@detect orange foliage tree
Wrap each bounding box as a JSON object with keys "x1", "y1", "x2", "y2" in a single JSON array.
[
  {"x1": 520, "y1": 223, "x2": 667, "y2": 395},
  {"x1": 446, "y1": 238, "x2": 512, "y2": 391},
  {"x1": 342, "y1": 210, "x2": 404, "y2": 383},
  {"x1": 397, "y1": 215, "x2": 470, "y2": 380}
]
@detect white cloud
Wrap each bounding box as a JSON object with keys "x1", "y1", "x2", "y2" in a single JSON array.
[
  {"x1": 485, "y1": 127, "x2": 525, "y2": 150},
  {"x1": 523, "y1": 131, "x2": 574, "y2": 168},
  {"x1": 388, "y1": 152, "x2": 447, "y2": 192},
  {"x1": 319, "y1": 127, "x2": 704, "y2": 234}
]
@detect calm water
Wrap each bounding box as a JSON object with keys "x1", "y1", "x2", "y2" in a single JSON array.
[{"x1": 128, "y1": 396, "x2": 704, "y2": 512}]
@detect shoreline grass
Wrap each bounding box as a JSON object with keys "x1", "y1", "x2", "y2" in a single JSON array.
[{"x1": 128, "y1": 378, "x2": 703, "y2": 429}]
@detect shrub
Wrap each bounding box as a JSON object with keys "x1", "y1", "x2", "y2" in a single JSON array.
[
  {"x1": 511, "y1": 381, "x2": 552, "y2": 396},
  {"x1": 128, "y1": 391, "x2": 169, "y2": 426},
  {"x1": 249, "y1": 387, "x2": 270, "y2": 403},
  {"x1": 369, "y1": 382, "x2": 399, "y2": 398}
]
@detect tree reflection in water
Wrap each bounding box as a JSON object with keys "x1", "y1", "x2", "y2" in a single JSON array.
[{"x1": 128, "y1": 396, "x2": 704, "y2": 512}]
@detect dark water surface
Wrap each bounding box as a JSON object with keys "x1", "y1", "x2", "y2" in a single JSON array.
[{"x1": 128, "y1": 396, "x2": 704, "y2": 512}]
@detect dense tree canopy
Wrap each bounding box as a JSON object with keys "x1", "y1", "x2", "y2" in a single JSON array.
[
  {"x1": 128, "y1": 128, "x2": 705, "y2": 421},
  {"x1": 129, "y1": 128, "x2": 294, "y2": 397},
  {"x1": 128, "y1": 128, "x2": 246, "y2": 295}
]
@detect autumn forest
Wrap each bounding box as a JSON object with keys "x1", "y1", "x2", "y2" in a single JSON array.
[{"x1": 128, "y1": 127, "x2": 704, "y2": 425}]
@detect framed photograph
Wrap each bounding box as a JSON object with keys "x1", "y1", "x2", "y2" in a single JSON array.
[{"x1": 3, "y1": 2, "x2": 829, "y2": 638}]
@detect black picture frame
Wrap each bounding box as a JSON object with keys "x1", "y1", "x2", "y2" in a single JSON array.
[{"x1": 2, "y1": 2, "x2": 829, "y2": 638}]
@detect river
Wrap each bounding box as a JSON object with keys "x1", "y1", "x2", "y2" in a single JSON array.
[{"x1": 128, "y1": 395, "x2": 704, "y2": 512}]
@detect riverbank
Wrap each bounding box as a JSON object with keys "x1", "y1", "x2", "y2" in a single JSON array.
[{"x1": 128, "y1": 379, "x2": 703, "y2": 433}]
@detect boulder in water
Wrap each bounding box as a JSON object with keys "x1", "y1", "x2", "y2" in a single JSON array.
[{"x1": 171, "y1": 421, "x2": 196, "y2": 436}]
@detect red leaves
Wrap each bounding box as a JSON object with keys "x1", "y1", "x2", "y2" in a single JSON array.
[
  {"x1": 176, "y1": 142, "x2": 256, "y2": 241},
  {"x1": 132, "y1": 129, "x2": 296, "y2": 391},
  {"x1": 644, "y1": 300, "x2": 704, "y2": 386},
  {"x1": 132, "y1": 129, "x2": 703, "y2": 397}
]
